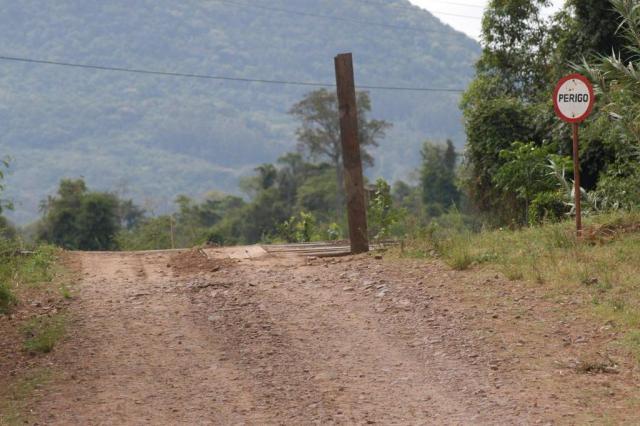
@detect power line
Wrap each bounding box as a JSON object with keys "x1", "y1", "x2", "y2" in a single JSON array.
[
  {"x1": 212, "y1": 0, "x2": 443, "y2": 34},
  {"x1": 429, "y1": 10, "x2": 482, "y2": 19},
  {"x1": 0, "y1": 55, "x2": 466, "y2": 93},
  {"x1": 421, "y1": 0, "x2": 486, "y2": 9},
  {"x1": 352, "y1": 0, "x2": 483, "y2": 18}
]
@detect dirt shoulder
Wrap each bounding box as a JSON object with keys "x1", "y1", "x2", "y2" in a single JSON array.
[{"x1": 15, "y1": 249, "x2": 640, "y2": 425}]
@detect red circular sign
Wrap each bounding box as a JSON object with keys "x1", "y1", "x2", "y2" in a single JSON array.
[{"x1": 553, "y1": 73, "x2": 595, "y2": 123}]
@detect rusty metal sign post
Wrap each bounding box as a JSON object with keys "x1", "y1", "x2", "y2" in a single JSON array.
[
  {"x1": 553, "y1": 73, "x2": 595, "y2": 236},
  {"x1": 334, "y1": 53, "x2": 369, "y2": 254}
]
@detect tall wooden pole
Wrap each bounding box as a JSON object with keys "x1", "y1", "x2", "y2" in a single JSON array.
[
  {"x1": 572, "y1": 123, "x2": 582, "y2": 236},
  {"x1": 170, "y1": 215, "x2": 176, "y2": 249},
  {"x1": 334, "y1": 53, "x2": 369, "y2": 254}
]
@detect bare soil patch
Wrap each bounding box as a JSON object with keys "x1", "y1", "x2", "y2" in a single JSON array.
[{"x1": 167, "y1": 248, "x2": 233, "y2": 275}]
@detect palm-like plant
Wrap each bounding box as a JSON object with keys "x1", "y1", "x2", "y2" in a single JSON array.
[{"x1": 578, "y1": 0, "x2": 640, "y2": 146}]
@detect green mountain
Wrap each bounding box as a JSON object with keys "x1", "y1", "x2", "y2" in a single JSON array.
[{"x1": 0, "y1": 0, "x2": 480, "y2": 224}]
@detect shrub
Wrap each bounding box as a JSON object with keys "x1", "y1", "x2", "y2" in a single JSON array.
[
  {"x1": 278, "y1": 211, "x2": 317, "y2": 243},
  {"x1": 596, "y1": 168, "x2": 640, "y2": 211},
  {"x1": 368, "y1": 178, "x2": 403, "y2": 241},
  {"x1": 529, "y1": 191, "x2": 568, "y2": 224},
  {"x1": 0, "y1": 283, "x2": 16, "y2": 314},
  {"x1": 22, "y1": 315, "x2": 66, "y2": 353}
]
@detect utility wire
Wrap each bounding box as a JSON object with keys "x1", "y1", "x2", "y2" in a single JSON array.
[
  {"x1": 352, "y1": 0, "x2": 484, "y2": 18},
  {"x1": 426, "y1": 10, "x2": 482, "y2": 19},
  {"x1": 416, "y1": 0, "x2": 486, "y2": 9},
  {"x1": 0, "y1": 55, "x2": 466, "y2": 93},
  {"x1": 408, "y1": 0, "x2": 486, "y2": 9},
  {"x1": 212, "y1": 0, "x2": 443, "y2": 34}
]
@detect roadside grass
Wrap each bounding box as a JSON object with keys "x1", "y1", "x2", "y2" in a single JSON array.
[
  {"x1": 0, "y1": 243, "x2": 70, "y2": 422},
  {"x1": 14, "y1": 245, "x2": 58, "y2": 287},
  {"x1": 0, "y1": 282, "x2": 17, "y2": 314},
  {"x1": 59, "y1": 283, "x2": 73, "y2": 300},
  {"x1": 400, "y1": 211, "x2": 640, "y2": 360},
  {"x1": 0, "y1": 369, "x2": 52, "y2": 426},
  {"x1": 0, "y1": 243, "x2": 58, "y2": 314},
  {"x1": 21, "y1": 314, "x2": 67, "y2": 354}
]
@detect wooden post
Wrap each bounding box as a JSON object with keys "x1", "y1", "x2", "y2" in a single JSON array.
[
  {"x1": 334, "y1": 53, "x2": 369, "y2": 254},
  {"x1": 170, "y1": 215, "x2": 176, "y2": 249},
  {"x1": 572, "y1": 123, "x2": 582, "y2": 236}
]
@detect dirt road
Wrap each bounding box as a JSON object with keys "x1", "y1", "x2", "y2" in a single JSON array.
[{"x1": 29, "y1": 249, "x2": 639, "y2": 424}]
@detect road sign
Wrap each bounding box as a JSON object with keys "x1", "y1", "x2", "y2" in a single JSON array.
[
  {"x1": 553, "y1": 73, "x2": 595, "y2": 236},
  {"x1": 553, "y1": 73, "x2": 594, "y2": 123}
]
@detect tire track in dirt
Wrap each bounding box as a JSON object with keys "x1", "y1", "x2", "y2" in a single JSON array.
[
  {"x1": 27, "y1": 250, "x2": 639, "y2": 425},
  {"x1": 32, "y1": 252, "x2": 260, "y2": 425},
  {"x1": 191, "y1": 256, "x2": 541, "y2": 424}
]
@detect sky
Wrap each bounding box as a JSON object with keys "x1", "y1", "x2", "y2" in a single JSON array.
[{"x1": 408, "y1": 0, "x2": 565, "y2": 40}]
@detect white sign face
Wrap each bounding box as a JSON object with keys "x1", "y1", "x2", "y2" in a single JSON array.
[{"x1": 553, "y1": 74, "x2": 594, "y2": 123}]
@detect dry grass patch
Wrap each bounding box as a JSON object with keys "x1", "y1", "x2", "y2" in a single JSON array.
[
  {"x1": 399, "y1": 211, "x2": 640, "y2": 362},
  {"x1": 0, "y1": 369, "x2": 52, "y2": 426}
]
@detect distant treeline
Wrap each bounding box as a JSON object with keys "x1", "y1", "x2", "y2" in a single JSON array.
[{"x1": 25, "y1": 89, "x2": 462, "y2": 251}]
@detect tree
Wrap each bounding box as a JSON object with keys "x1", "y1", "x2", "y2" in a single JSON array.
[
  {"x1": 289, "y1": 89, "x2": 391, "y2": 218},
  {"x1": 461, "y1": 0, "x2": 555, "y2": 223},
  {"x1": 554, "y1": 0, "x2": 629, "y2": 72},
  {"x1": 38, "y1": 179, "x2": 131, "y2": 250},
  {"x1": 239, "y1": 163, "x2": 279, "y2": 198},
  {"x1": 477, "y1": 0, "x2": 553, "y2": 100},
  {"x1": 118, "y1": 199, "x2": 145, "y2": 230},
  {"x1": 420, "y1": 140, "x2": 460, "y2": 215},
  {"x1": 76, "y1": 192, "x2": 120, "y2": 251}
]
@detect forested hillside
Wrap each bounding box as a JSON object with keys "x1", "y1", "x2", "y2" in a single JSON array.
[{"x1": 0, "y1": 0, "x2": 479, "y2": 224}]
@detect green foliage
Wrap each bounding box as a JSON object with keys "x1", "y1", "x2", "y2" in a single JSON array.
[
  {"x1": 551, "y1": 0, "x2": 629, "y2": 84},
  {"x1": 460, "y1": 87, "x2": 546, "y2": 223},
  {"x1": 117, "y1": 200, "x2": 145, "y2": 231},
  {"x1": 368, "y1": 178, "x2": 403, "y2": 241},
  {"x1": 573, "y1": 0, "x2": 640, "y2": 211},
  {"x1": 420, "y1": 140, "x2": 460, "y2": 213},
  {"x1": 325, "y1": 223, "x2": 341, "y2": 241},
  {"x1": 0, "y1": 157, "x2": 13, "y2": 215},
  {"x1": 462, "y1": 0, "x2": 640, "y2": 224},
  {"x1": 200, "y1": 149, "x2": 344, "y2": 246},
  {"x1": 295, "y1": 166, "x2": 338, "y2": 221},
  {"x1": 0, "y1": 282, "x2": 17, "y2": 314},
  {"x1": 279, "y1": 211, "x2": 317, "y2": 243},
  {"x1": 584, "y1": 0, "x2": 640, "y2": 111},
  {"x1": 117, "y1": 216, "x2": 173, "y2": 251},
  {"x1": 120, "y1": 164, "x2": 339, "y2": 248},
  {"x1": 76, "y1": 193, "x2": 121, "y2": 251},
  {"x1": 529, "y1": 191, "x2": 568, "y2": 224},
  {"x1": 478, "y1": 0, "x2": 553, "y2": 100},
  {"x1": 172, "y1": 193, "x2": 245, "y2": 247},
  {"x1": 493, "y1": 142, "x2": 572, "y2": 222},
  {"x1": 22, "y1": 314, "x2": 66, "y2": 353},
  {"x1": 117, "y1": 188, "x2": 254, "y2": 250},
  {"x1": 401, "y1": 209, "x2": 482, "y2": 268},
  {"x1": 290, "y1": 89, "x2": 391, "y2": 216},
  {"x1": 37, "y1": 179, "x2": 124, "y2": 250},
  {"x1": 596, "y1": 168, "x2": 640, "y2": 211},
  {"x1": 59, "y1": 283, "x2": 72, "y2": 300},
  {"x1": 0, "y1": 240, "x2": 57, "y2": 314},
  {"x1": 20, "y1": 245, "x2": 57, "y2": 284}
]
